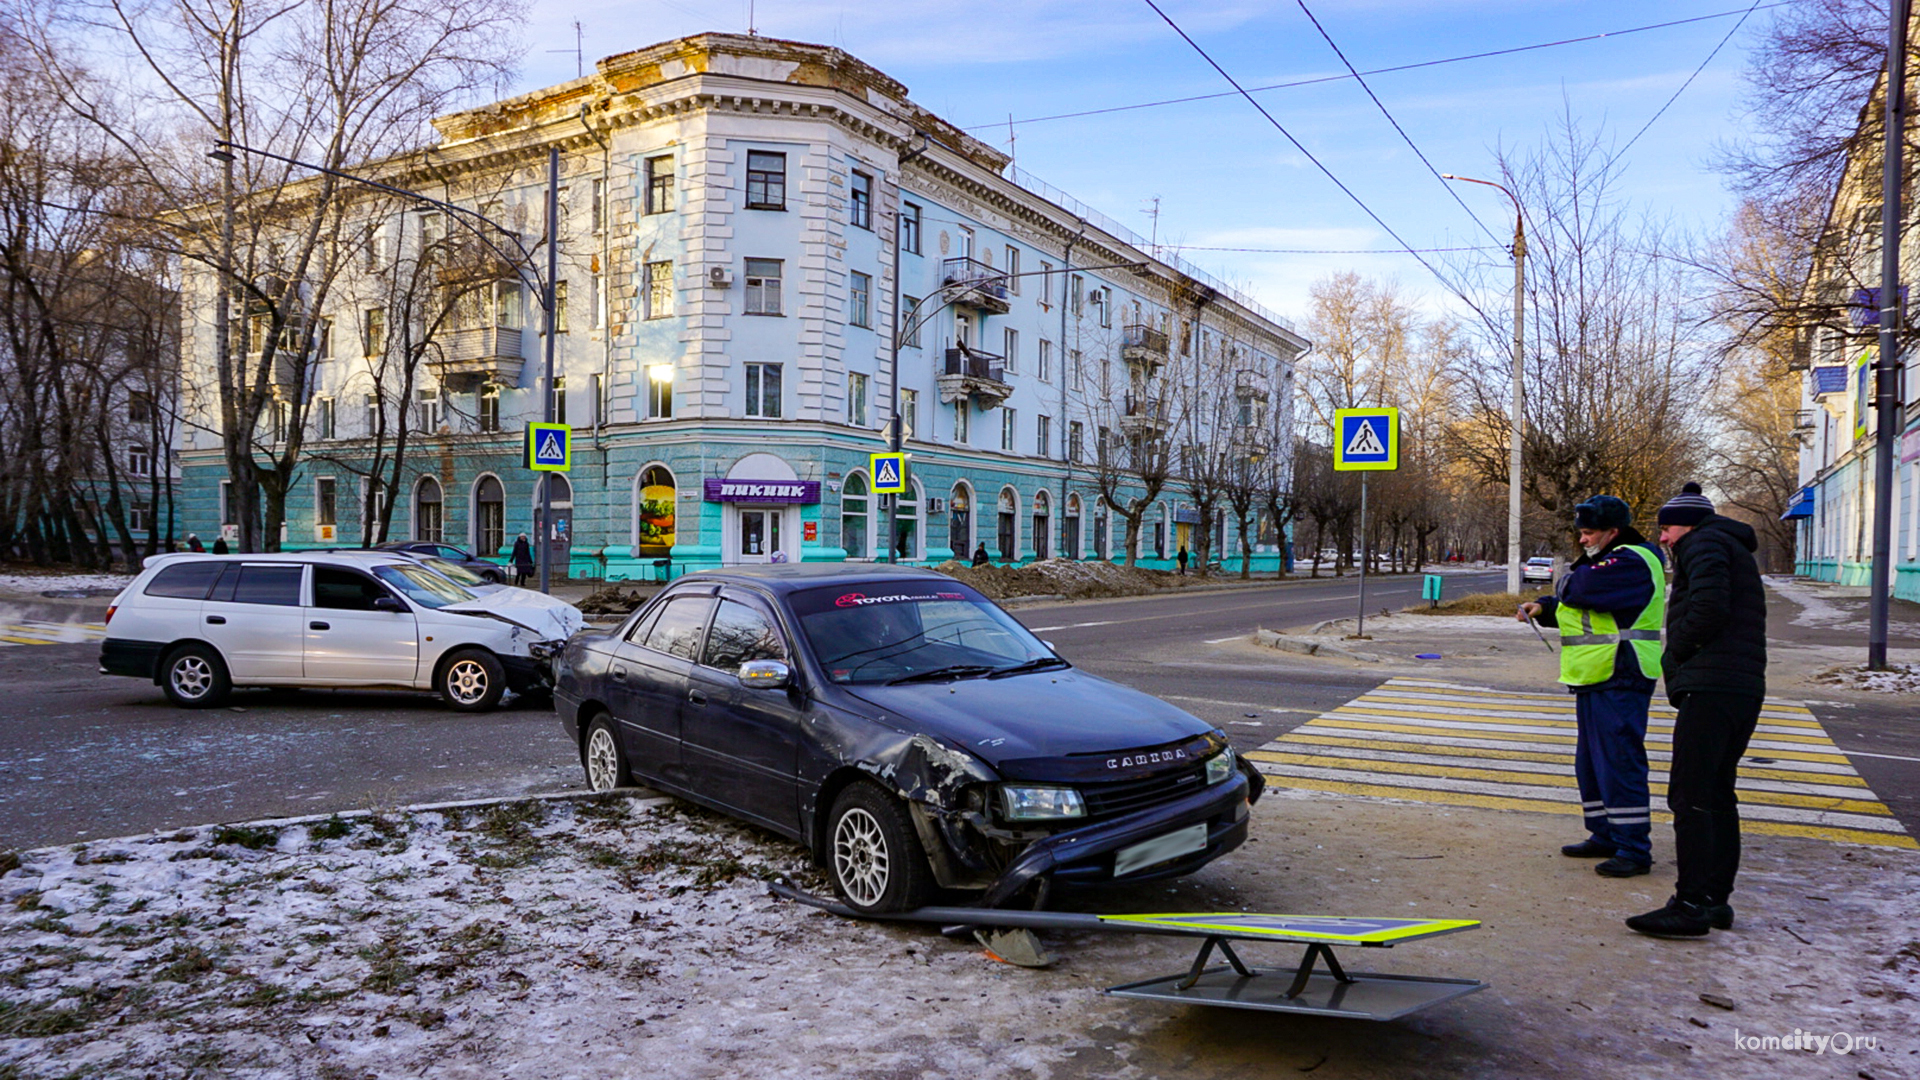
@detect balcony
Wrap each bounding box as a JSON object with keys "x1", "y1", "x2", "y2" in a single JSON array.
[
  {"x1": 1121, "y1": 324, "x2": 1169, "y2": 374},
  {"x1": 938, "y1": 346, "x2": 1013, "y2": 408},
  {"x1": 1809, "y1": 365, "x2": 1849, "y2": 401},
  {"x1": 940, "y1": 257, "x2": 1010, "y2": 315},
  {"x1": 428, "y1": 325, "x2": 525, "y2": 392},
  {"x1": 1118, "y1": 392, "x2": 1170, "y2": 435}
]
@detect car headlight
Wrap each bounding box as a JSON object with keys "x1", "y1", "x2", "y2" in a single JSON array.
[
  {"x1": 999, "y1": 785, "x2": 1086, "y2": 821},
  {"x1": 1206, "y1": 746, "x2": 1236, "y2": 785}
]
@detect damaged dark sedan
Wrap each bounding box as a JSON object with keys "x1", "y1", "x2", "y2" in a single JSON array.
[{"x1": 553, "y1": 564, "x2": 1263, "y2": 913}]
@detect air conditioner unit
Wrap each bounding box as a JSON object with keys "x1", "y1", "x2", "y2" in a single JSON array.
[
  {"x1": 708, "y1": 267, "x2": 734, "y2": 288},
  {"x1": 925, "y1": 497, "x2": 945, "y2": 514}
]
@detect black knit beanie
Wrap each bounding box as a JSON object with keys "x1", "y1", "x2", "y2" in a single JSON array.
[{"x1": 1657, "y1": 482, "x2": 1715, "y2": 527}]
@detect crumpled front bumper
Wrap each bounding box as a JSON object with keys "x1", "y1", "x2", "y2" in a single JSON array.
[{"x1": 978, "y1": 769, "x2": 1254, "y2": 907}]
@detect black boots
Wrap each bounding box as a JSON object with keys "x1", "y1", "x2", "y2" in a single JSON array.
[
  {"x1": 1627, "y1": 895, "x2": 1735, "y2": 936},
  {"x1": 1595, "y1": 857, "x2": 1652, "y2": 878},
  {"x1": 1560, "y1": 838, "x2": 1616, "y2": 858}
]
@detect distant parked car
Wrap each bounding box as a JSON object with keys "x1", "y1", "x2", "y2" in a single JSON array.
[
  {"x1": 1522, "y1": 556, "x2": 1555, "y2": 584},
  {"x1": 101, "y1": 551, "x2": 581, "y2": 711},
  {"x1": 373, "y1": 542, "x2": 504, "y2": 583}
]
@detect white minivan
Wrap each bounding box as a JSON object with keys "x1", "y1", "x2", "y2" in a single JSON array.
[{"x1": 100, "y1": 551, "x2": 583, "y2": 711}]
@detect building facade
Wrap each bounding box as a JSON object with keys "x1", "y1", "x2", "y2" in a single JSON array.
[{"x1": 174, "y1": 34, "x2": 1307, "y2": 578}]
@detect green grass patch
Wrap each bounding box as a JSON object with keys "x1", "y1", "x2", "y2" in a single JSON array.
[
  {"x1": 210, "y1": 824, "x2": 282, "y2": 850},
  {"x1": 157, "y1": 943, "x2": 216, "y2": 982},
  {"x1": 308, "y1": 815, "x2": 354, "y2": 841}
]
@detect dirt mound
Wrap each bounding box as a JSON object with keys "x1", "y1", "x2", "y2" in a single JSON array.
[
  {"x1": 933, "y1": 558, "x2": 1198, "y2": 600},
  {"x1": 575, "y1": 585, "x2": 647, "y2": 616}
]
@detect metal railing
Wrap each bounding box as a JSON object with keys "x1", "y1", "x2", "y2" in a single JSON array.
[
  {"x1": 1122, "y1": 323, "x2": 1169, "y2": 355},
  {"x1": 944, "y1": 346, "x2": 1006, "y2": 383},
  {"x1": 941, "y1": 256, "x2": 1010, "y2": 301}
]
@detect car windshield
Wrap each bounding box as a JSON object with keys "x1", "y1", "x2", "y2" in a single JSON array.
[
  {"x1": 417, "y1": 556, "x2": 486, "y2": 587},
  {"x1": 791, "y1": 582, "x2": 1056, "y2": 685},
  {"x1": 372, "y1": 563, "x2": 476, "y2": 609}
]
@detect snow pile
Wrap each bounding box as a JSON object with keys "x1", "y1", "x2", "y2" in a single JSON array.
[
  {"x1": 1764, "y1": 575, "x2": 1864, "y2": 630},
  {"x1": 935, "y1": 557, "x2": 1199, "y2": 599},
  {"x1": 0, "y1": 571, "x2": 134, "y2": 597},
  {"x1": 0, "y1": 795, "x2": 1096, "y2": 1079},
  {"x1": 1813, "y1": 663, "x2": 1920, "y2": 694}
]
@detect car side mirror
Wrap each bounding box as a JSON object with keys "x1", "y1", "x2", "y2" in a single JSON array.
[
  {"x1": 1041, "y1": 640, "x2": 1056, "y2": 652},
  {"x1": 372, "y1": 596, "x2": 405, "y2": 613},
  {"x1": 738, "y1": 659, "x2": 791, "y2": 689}
]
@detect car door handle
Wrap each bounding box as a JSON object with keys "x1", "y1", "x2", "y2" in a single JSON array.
[
  {"x1": 611, "y1": 666, "x2": 627, "y2": 682},
  {"x1": 687, "y1": 689, "x2": 708, "y2": 706},
  {"x1": 309, "y1": 621, "x2": 330, "y2": 631},
  {"x1": 205, "y1": 615, "x2": 226, "y2": 625}
]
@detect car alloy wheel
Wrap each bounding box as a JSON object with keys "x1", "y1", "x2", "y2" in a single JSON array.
[
  {"x1": 162, "y1": 644, "x2": 230, "y2": 708},
  {"x1": 446, "y1": 660, "x2": 490, "y2": 704},
  {"x1": 438, "y1": 648, "x2": 505, "y2": 711},
  {"x1": 171, "y1": 654, "x2": 214, "y2": 700},
  {"x1": 831, "y1": 806, "x2": 891, "y2": 909},
  {"x1": 585, "y1": 724, "x2": 625, "y2": 791}
]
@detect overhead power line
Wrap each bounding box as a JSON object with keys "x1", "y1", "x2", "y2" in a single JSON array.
[
  {"x1": 965, "y1": 4, "x2": 1789, "y2": 133},
  {"x1": 1613, "y1": 0, "x2": 1766, "y2": 163},
  {"x1": 1174, "y1": 245, "x2": 1501, "y2": 254}
]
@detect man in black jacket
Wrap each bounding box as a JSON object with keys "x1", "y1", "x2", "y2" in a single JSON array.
[{"x1": 1627, "y1": 483, "x2": 1768, "y2": 937}]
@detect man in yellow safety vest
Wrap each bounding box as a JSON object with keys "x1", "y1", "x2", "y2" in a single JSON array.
[{"x1": 1517, "y1": 494, "x2": 1666, "y2": 878}]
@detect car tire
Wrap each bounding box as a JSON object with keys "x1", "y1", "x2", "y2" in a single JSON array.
[
  {"x1": 826, "y1": 783, "x2": 936, "y2": 915},
  {"x1": 438, "y1": 648, "x2": 506, "y2": 712},
  {"x1": 481, "y1": 569, "x2": 503, "y2": 584},
  {"x1": 582, "y1": 714, "x2": 633, "y2": 791},
  {"x1": 162, "y1": 644, "x2": 231, "y2": 708}
]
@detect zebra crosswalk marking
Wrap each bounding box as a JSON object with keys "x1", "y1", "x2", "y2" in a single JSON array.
[
  {"x1": 0, "y1": 621, "x2": 108, "y2": 647},
  {"x1": 1253, "y1": 676, "x2": 1915, "y2": 850}
]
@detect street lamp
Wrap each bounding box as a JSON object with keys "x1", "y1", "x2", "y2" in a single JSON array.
[
  {"x1": 1442, "y1": 173, "x2": 1526, "y2": 597},
  {"x1": 211, "y1": 140, "x2": 563, "y2": 593}
]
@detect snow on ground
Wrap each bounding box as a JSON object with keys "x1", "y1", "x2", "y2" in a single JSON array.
[
  {"x1": 0, "y1": 794, "x2": 1100, "y2": 1079},
  {"x1": 1762, "y1": 575, "x2": 1866, "y2": 630},
  {"x1": 0, "y1": 572, "x2": 134, "y2": 597},
  {"x1": 1813, "y1": 663, "x2": 1920, "y2": 694}
]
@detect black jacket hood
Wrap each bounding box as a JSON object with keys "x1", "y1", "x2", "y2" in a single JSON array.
[{"x1": 1689, "y1": 513, "x2": 1757, "y2": 553}]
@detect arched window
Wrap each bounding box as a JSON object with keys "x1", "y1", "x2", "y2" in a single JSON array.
[
  {"x1": 948, "y1": 482, "x2": 973, "y2": 557},
  {"x1": 841, "y1": 472, "x2": 870, "y2": 560},
  {"x1": 1094, "y1": 497, "x2": 1110, "y2": 560},
  {"x1": 636, "y1": 465, "x2": 677, "y2": 556},
  {"x1": 1064, "y1": 493, "x2": 1082, "y2": 561},
  {"x1": 474, "y1": 475, "x2": 505, "y2": 556},
  {"x1": 414, "y1": 476, "x2": 444, "y2": 543},
  {"x1": 1032, "y1": 489, "x2": 1051, "y2": 561},
  {"x1": 997, "y1": 487, "x2": 1018, "y2": 561},
  {"x1": 537, "y1": 473, "x2": 573, "y2": 505}
]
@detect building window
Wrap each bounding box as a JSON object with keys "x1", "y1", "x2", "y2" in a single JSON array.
[
  {"x1": 850, "y1": 170, "x2": 872, "y2": 230},
  {"x1": 1096, "y1": 287, "x2": 1111, "y2": 327},
  {"x1": 271, "y1": 401, "x2": 290, "y2": 444},
  {"x1": 415, "y1": 477, "x2": 443, "y2": 543},
  {"x1": 551, "y1": 376, "x2": 567, "y2": 426},
  {"x1": 1003, "y1": 327, "x2": 1019, "y2": 374},
  {"x1": 901, "y1": 202, "x2": 921, "y2": 255},
  {"x1": 841, "y1": 472, "x2": 869, "y2": 559},
  {"x1": 493, "y1": 280, "x2": 520, "y2": 328},
  {"x1": 1070, "y1": 349, "x2": 1084, "y2": 391},
  {"x1": 848, "y1": 372, "x2": 870, "y2": 427},
  {"x1": 1000, "y1": 408, "x2": 1016, "y2": 452},
  {"x1": 414, "y1": 388, "x2": 441, "y2": 433},
  {"x1": 594, "y1": 373, "x2": 607, "y2": 423},
  {"x1": 899, "y1": 388, "x2": 918, "y2": 442},
  {"x1": 745, "y1": 258, "x2": 783, "y2": 315},
  {"x1": 645, "y1": 261, "x2": 673, "y2": 319},
  {"x1": 746, "y1": 363, "x2": 782, "y2": 418},
  {"x1": 420, "y1": 212, "x2": 443, "y2": 254},
  {"x1": 129, "y1": 502, "x2": 150, "y2": 533},
  {"x1": 901, "y1": 296, "x2": 921, "y2": 347},
  {"x1": 1070, "y1": 275, "x2": 1084, "y2": 316},
  {"x1": 1005, "y1": 246, "x2": 1020, "y2": 294},
  {"x1": 1038, "y1": 339, "x2": 1052, "y2": 383},
  {"x1": 316, "y1": 477, "x2": 337, "y2": 527},
  {"x1": 1069, "y1": 421, "x2": 1084, "y2": 463},
  {"x1": 315, "y1": 318, "x2": 333, "y2": 361},
  {"x1": 363, "y1": 308, "x2": 385, "y2": 356},
  {"x1": 128, "y1": 444, "x2": 152, "y2": 476},
  {"x1": 315, "y1": 397, "x2": 335, "y2": 440},
  {"x1": 590, "y1": 177, "x2": 605, "y2": 234},
  {"x1": 648, "y1": 365, "x2": 673, "y2": 419},
  {"x1": 479, "y1": 386, "x2": 501, "y2": 432},
  {"x1": 364, "y1": 393, "x2": 380, "y2": 437},
  {"x1": 746, "y1": 151, "x2": 786, "y2": 210},
  {"x1": 554, "y1": 280, "x2": 569, "y2": 332},
  {"x1": 591, "y1": 270, "x2": 605, "y2": 328},
  {"x1": 1036, "y1": 414, "x2": 1051, "y2": 458},
  {"x1": 955, "y1": 400, "x2": 970, "y2": 443},
  {"x1": 645, "y1": 155, "x2": 673, "y2": 214},
  {"x1": 1039, "y1": 261, "x2": 1054, "y2": 307},
  {"x1": 475, "y1": 475, "x2": 504, "y2": 556},
  {"x1": 850, "y1": 271, "x2": 871, "y2": 328}
]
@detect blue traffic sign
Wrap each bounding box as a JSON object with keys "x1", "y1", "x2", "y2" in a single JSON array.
[
  {"x1": 526, "y1": 422, "x2": 571, "y2": 472},
  {"x1": 870, "y1": 452, "x2": 906, "y2": 493},
  {"x1": 1333, "y1": 408, "x2": 1399, "y2": 471}
]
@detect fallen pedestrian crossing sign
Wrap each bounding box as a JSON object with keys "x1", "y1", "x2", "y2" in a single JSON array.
[
  {"x1": 525, "y1": 422, "x2": 571, "y2": 472},
  {"x1": 1334, "y1": 408, "x2": 1398, "y2": 471},
  {"x1": 870, "y1": 452, "x2": 906, "y2": 494}
]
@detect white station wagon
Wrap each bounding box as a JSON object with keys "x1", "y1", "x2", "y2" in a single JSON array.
[{"x1": 99, "y1": 551, "x2": 583, "y2": 711}]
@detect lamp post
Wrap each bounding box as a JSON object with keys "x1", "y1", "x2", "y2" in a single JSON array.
[
  {"x1": 210, "y1": 140, "x2": 561, "y2": 592},
  {"x1": 1443, "y1": 173, "x2": 1526, "y2": 596},
  {"x1": 1868, "y1": 0, "x2": 1909, "y2": 670}
]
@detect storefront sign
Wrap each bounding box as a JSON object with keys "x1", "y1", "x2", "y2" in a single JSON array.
[{"x1": 703, "y1": 479, "x2": 821, "y2": 503}]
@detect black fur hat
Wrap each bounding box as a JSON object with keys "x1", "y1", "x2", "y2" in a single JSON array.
[{"x1": 1573, "y1": 494, "x2": 1633, "y2": 531}]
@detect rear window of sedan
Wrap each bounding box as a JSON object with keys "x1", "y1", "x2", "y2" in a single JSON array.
[{"x1": 790, "y1": 583, "x2": 1050, "y2": 683}]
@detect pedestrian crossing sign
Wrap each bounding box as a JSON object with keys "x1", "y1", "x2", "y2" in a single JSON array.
[
  {"x1": 526, "y1": 422, "x2": 571, "y2": 472},
  {"x1": 1334, "y1": 408, "x2": 1398, "y2": 471},
  {"x1": 870, "y1": 452, "x2": 907, "y2": 494}
]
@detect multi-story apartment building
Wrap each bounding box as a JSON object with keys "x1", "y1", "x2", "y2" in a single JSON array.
[{"x1": 173, "y1": 33, "x2": 1307, "y2": 578}]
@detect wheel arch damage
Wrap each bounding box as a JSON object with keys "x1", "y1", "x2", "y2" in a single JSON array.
[{"x1": 810, "y1": 731, "x2": 1002, "y2": 890}]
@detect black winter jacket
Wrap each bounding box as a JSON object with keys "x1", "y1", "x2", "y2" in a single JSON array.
[{"x1": 1662, "y1": 514, "x2": 1767, "y2": 702}]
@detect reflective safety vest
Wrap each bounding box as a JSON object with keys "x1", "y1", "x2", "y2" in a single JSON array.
[{"x1": 1557, "y1": 544, "x2": 1665, "y2": 687}]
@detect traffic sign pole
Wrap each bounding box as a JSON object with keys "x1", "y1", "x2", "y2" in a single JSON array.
[{"x1": 1358, "y1": 474, "x2": 1368, "y2": 638}]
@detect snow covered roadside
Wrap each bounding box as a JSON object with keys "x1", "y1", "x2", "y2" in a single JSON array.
[
  {"x1": 0, "y1": 571, "x2": 133, "y2": 598},
  {"x1": 0, "y1": 794, "x2": 1093, "y2": 1079}
]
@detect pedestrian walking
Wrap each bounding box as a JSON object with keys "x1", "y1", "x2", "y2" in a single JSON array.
[
  {"x1": 186, "y1": 533, "x2": 204, "y2": 553},
  {"x1": 1627, "y1": 483, "x2": 1768, "y2": 937},
  {"x1": 511, "y1": 533, "x2": 535, "y2": 587},
  {"x1": 971, "y1": 543, "x2": 991, "y2": 568},
  {"x1": 1517, "y1": 494, "x2": 1665, "y2": 879},
  {"x1": 211, "y1": 536, "x2": 229, "y2": 554},
  {"x1": 1176, "y1": 545, "x2": 1189, "y2": 575}
]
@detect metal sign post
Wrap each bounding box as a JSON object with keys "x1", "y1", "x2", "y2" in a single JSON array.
[{"x1": 1334, "y1": 408, "x2": 1400, "y2": 638}]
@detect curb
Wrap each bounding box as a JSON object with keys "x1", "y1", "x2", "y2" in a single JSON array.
[{"x1": 1253, "y1": 627, "x2": 1382, "y2": 663}]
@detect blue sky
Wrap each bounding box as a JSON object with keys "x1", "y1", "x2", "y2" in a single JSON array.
[{"x1": 515, "y1": 0, "x2": 1779, "y2": 324}]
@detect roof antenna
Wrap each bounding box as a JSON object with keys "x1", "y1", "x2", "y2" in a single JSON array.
[
  {"x1": 748, "y1": 0, "x2": 758, "y2": 36},
  {"x1": 547, "y1": 20, "x2": 583, "y2": 78}
]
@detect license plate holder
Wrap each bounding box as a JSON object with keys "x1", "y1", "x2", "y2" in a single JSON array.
[{"x1": 1114, "y1": 822, "x2": 1208, "y2": 877}]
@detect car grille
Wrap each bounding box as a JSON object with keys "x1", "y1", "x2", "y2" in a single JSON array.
[{"x1": 1080, "y1": 763, "x2": 1208, "y2": 820}]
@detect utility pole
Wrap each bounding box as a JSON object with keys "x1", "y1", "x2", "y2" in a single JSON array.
[
  {"x1": 539, "y1": 147, "x2": 559, "y2": 594},
  {"x1": 1870, "y1": 0, "x2": 1909, "y2": 669}
]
